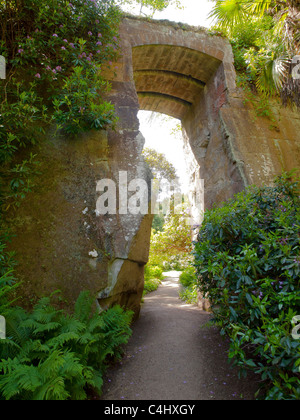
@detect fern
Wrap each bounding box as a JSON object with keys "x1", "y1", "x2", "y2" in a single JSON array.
[
  {"x1": 74, "y1": 290, "x2": 95, "y2": 324},
  {"x1": 0, "y1": 291, "x2": 133, "y2": 400}
]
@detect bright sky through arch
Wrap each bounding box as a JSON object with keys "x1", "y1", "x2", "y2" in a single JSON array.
[{"x1": 121, "y1": 0, "x2": 214, "y2": 193}]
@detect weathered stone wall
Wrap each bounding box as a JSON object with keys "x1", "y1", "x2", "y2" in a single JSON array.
[
  {"x1": 182, "y1": 62, "x2": 248, "y2": 209},
  {"x1": 181, "y1": 42, "x2": 300, "y2": 210},
  {"x1": 10, "y1": 16, "x2": 300, "y2": 318},
  {"x1": 220, "y1": 96, "x2": 300, "y2": 188},
  {"x1": 186, "y1": 78, "x2": 300, "y2": 209},
  {"x1": 95, "y1": 78, "x2": 153, "y2": 316},
  {"x1": 9, "y1": 130, "x2": 111, "y2": 309},
  {"x1": 10, "y1": 124, "x2": 153, "y2": 317}
]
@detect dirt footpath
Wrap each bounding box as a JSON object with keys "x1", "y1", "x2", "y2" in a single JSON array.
[{"x1": 101, "y1": 272, "x2": 259, "y2": 400}]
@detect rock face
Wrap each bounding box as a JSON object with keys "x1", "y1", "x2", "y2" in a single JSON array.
[{"x1": 10, "y1": 16, "x2": 300, "y2": 317}]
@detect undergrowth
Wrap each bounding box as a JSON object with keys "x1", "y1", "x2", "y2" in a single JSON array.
[{"x1": 0, "y1": 290, "x2": 133, "y2": 400}]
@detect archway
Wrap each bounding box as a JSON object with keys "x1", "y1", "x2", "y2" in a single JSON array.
[
  {"x1": 98, "y1": 16, "x2": 248, "y2": 315},
  {"x1": 10, "y1": 16, "x2": 300, "y2": 318}
]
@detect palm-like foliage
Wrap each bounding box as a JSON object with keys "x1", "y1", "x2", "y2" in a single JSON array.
[
  {"x1": 209, "y1": 0, "x2": 300, "y2": 103},
  {"x1": 210, "y1": 0, "x2": 299, "y2": 49},
  {"x1": 209, "y1": 0, "x2": 251, "y2": 29}
]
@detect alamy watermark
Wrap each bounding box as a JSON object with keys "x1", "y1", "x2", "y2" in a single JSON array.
[
  {"x1": 291, "y1": 316, "x2": 300, "y2": 340},
  {"x1": 95, "y1": 172, "x2": 204, "y2": 226},
  {"x1": 0, "y1": 315, "x2": 6, "y2": 339},
  {"x1": 292, "y1": 56, "x2": 300, "y2": 80},
  {"x1": 0, "y1": 55, "x2": 6, "y2": 79}
]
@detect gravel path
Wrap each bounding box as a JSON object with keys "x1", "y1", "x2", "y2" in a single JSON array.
[{"x1": 101, "y1": 272, "x2": 259, "y2": 400}]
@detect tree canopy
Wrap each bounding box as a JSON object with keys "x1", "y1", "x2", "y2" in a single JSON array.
[{"x1": 142, "y1": 147, "x2": 178, "y2": 182}]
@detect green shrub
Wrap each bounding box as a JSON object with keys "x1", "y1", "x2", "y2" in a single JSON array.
[
  {"x1": 0, "y1": 0, "x2": 120, "y2": 213},
  {"x1": 148, "y1": 203, "x2": 193, "y2": 271},
  {"x1": 143, "y1": 278, "x2": 162, "y2": 296},
  {"x1": 179, "y1": 267, "x2": 198, "y2": 305},
  {"x1": 143, "y1": 265, "x2": 163, "y2": 295},
  {"x1": 179, "y1": 286, "x2": 198, "y2": 305},
  {"x1": 149, "y1": 252, "x2": 192, "y2": 272},
  {"x1": 194, "y1": 173, "x2": 300, "y2": 400},
  {"x1": 179, "y1": 267, "x2": 196, "y2": 288},
  {"x1": 0, "y1": 291, "x2": 133, "y2": 400},
  {"x1": 145, "y1": 265, "x2": 163, "y2": 282}
]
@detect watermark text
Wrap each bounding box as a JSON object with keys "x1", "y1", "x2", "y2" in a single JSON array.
[
  {"x1": 0, "y1": 315, "x2": 6, "y2": 339},
  {"x1": 292, "y1": 315, "x2": 300, "y2": 340},
  {"x1": 95, "y1": 172, "x2": 204, "y2": 226},
  {"x1": 0, "y1": 55, "x2": 6, "y2": 79},
  {"x1": 292, "y1": 56, "x2": 300, "y2": 80}
]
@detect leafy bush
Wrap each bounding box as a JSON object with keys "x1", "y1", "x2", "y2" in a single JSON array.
[
  {"x1": 148, "y1": 205, "x2": 193, "y2": 271},
  {"x1": 163, "y1": 254, "x2": 193, "y2": 271},
  {"x1": 143, "y1": 277, "x2": 162, "y2": 296},
  {"x1": 179, "y1": 266, "x2": 196, "y2": 288},
  {"x1": 0, "y1": 291, "x2": 133, "y2": 400},
  {"x1": 0, "y1": 0, "x2": 120, "y2": 213},
  {"x1": 179, "y1": 286, "x2": 198, "y2": 305},
  {"x1": 143, "y1": 265, "x2": 163, "y2": 295},
  {"x1": 179, "y1": 267, "x2": 198, "y2": 305},
  {"x1": 150, "y1": 205, "x2": 193, "y2": 257},
  {"x1": 145, "y1": 265, "x2": 163, "y2": 281},
  {"x1": 194, "y1": 173, "x2": 300, "y2": 400}
]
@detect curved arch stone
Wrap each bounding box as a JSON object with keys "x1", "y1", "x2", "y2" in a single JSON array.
[
  {"x1": 100, "y1": 16, "x2": 300, "y2": 316},
  {"x1": 10, "y1": 16, "x2": 300, "y2": 318}
]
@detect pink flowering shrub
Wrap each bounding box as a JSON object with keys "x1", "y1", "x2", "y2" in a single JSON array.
[
  {"x1": 1, "y1": 0, "x2": 120, "y2": 138},
  {"x1": 0, "y1": 0, "x2": 120, "y2": 210}
]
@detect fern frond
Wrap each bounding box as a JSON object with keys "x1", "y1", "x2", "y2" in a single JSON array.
[
  {"x1": 46, "y1": 331, "x2": 80, "y2": 349},
  {"x1": 32, "y1": 322, "x2": 62, "y2": 336},
  {"x1": 38, "y1": 350, "x2": 65, "y2": 377},
  {"x1": 33, "y1": 376, "x2": 69, "y2": 401},
  {"x1": 58, "y1": 315, "x2": 86, "y2": 335},
  {"x1": 0, "y1": 360, "x2": 42, "y2": 400},
  {"x1": 83, "y1": 368, "x2": 103, "y2": 394},
  {"x1": 85, "y1": 314, "x2": 105, "y2": 334},
  {"x1": 74, "y1": 291, "x2": 94, "y2": 323}
]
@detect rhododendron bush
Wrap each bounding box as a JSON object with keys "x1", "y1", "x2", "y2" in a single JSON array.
[
  {"x1": 1, "y1": 0, "x2": 120, "y2": 140},
  {"x1": 0, "y1": 0, "x2": 121, "y2": 210},
  {"x1": 194, "y1": 173, "x2": 300, "y2": 400}
]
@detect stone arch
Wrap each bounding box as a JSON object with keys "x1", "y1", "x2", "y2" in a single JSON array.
[
  {"x1": 10, "y1": 16, "x2": 300, "y2": 319},
  {"x1": 100, "y1": 16, "x2": 300, "y2": 316},
  {"x1": 106, "y1": 17, "x2": 247, "y2": 212},
  {"x1": 132, "y1": 44, "x2": 220, "y2": 120},
  {"x1": 98, "y1": 17, "x2": 246, "y2": 316}
]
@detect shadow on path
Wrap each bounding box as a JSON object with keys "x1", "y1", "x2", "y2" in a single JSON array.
[{"x1": 101, "y1": 272, "x2": 260, "y2": 400}]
